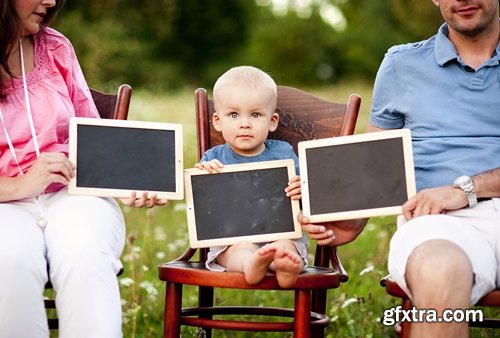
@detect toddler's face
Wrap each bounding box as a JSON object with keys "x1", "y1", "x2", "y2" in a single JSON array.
[{"x1": 213, "y1": 85, "x2": 278, "y2": 157}]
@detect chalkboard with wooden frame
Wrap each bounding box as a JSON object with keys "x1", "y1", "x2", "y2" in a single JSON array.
[
  {"x1": 185, "y1": 159, "x2": 301, "y2": 248},
  {"x1": 298, "y1": 129, "x2": 416, "y2": 222},
  {"x1": 68, "y1": 117, "x2": 184, "y2": 200}
]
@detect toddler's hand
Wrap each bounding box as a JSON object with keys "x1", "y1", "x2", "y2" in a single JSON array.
[
  {"x1": 285, "y1": 175, "x2": 301, "y2": 200},
  {"x1": 195, "y1": 159, "x2": 224, "y2": 173}
]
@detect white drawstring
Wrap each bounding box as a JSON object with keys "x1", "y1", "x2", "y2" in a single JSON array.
[
  {"x1": 20, "y1": 37, "x2": 40, "y2": 157},
  {"x1": 0, "y1": 37, "x2": 47, "y2": 227}
]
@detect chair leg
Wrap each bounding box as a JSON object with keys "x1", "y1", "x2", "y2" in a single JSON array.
[
  {"x1": 311, "y1": 288, "x2": 327, "y2": 338},
  {"x1": 400, "y1": 298, "x2": 412, "y2": 338},
  {"x1": 312, "y1": 289, "x2": 327, "y2": 314},
  {"x1": 311, "y1": 326, "x2": 325, "y2": 338},
  {"x1": 164, "y1": 282, "x2": 182, "y2": 338},
  {"x1": 198, "y1": 286, "x2": 214, "y2": 338},
  {"x1": 294, "y1": 290, "x2": 312, "y2": 338}
]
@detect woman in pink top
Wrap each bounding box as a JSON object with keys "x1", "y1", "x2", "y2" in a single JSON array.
[{"x1": 0, "y1": 1, "x2": 163, "y2": 336}]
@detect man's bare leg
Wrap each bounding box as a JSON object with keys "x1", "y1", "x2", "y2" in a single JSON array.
[{"x1": 406, "y1": 239, "x2": 473, "y2": 338}]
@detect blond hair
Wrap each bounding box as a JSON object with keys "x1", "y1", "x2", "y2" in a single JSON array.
[{"x1": 213, "y1": 66, "x2": 277, "y2": 102}]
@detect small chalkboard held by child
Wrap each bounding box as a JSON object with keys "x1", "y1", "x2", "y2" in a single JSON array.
[{"x1": 185, "y1": 159, "x2": 301, "y2": 248}]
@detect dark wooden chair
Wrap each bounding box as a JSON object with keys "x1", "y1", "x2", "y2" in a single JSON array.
[
  {"x1": 380, "y1": 276, "x2": 500, "y2": 337},
  {"x1": 44, "y1": 83, "x2": 132, "y2": 330},
  {"x1": 158, "y1": 85, "x2": 364, "y2": 338}
]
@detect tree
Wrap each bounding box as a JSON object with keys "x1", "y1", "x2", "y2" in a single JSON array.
[
  {"x1": 54, "y1": 0, "x2": 255, "y2": 90},
  {"x1": 330, "y1": 0, "x2": 443, "y2": 79},
  {"x1": 53, "y1": 0, "x2": 445, "y2": 89},
  {"x1": 240, "y1": 3, "x2": 343, "y2": 85},
  {"x1": 161, "y1": 0, "x2": 254, "y2": 86}
]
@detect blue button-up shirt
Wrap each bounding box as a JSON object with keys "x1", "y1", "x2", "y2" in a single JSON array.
[{"x1": 370, "y1": 23, "x2": 500, "y2": 191}]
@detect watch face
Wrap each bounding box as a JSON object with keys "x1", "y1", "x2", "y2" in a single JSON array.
[{"x1": 455, "y1": 175, "x2": 471, "y2": 186}]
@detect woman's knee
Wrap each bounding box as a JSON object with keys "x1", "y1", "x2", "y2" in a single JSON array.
[{"x1": 0, "y1": 247, "x2": 47, "y2": 297}]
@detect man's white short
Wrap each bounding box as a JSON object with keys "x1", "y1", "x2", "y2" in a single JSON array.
[{"x1": 388, "y1": 198, "x2": 500, "y2": 305}]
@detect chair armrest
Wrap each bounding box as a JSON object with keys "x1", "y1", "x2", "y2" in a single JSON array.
[
  {"x1": 172, "y1": 247, "x2": 197, "y2": 262},
  {"x1": 331, "y1": 247, "x2": 348, "y2": 283}
]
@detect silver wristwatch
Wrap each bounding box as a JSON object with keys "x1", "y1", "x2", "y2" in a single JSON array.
[{"x1": 453, "y1": 175, "x2": 477, "y2": 208}]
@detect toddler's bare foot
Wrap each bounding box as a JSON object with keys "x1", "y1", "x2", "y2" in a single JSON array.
[
  {"x1": 244, "y1": 244, "x2": 277, "y2": 284},
  {"x1": 274, "y1": 246, "x2": 303, "y2": 288}
]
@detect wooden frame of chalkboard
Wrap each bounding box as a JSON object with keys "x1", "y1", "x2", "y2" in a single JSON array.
[
  {"x1": 68, "y1": 117, "x2": 184, "y2": 200},
  {"x1": 298, "y1": 129, "x2": 416, "y2": 222},
  {"x1": 185, "y1": 159, "x2": 302, "y2": 248}
]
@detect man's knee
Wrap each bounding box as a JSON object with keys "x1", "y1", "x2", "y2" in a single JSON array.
[
  {"x1": 408, "y1": 240, "x2": 472, "y2": 275},
  {"x1": 406, "y1": 240, "x2": 473, "y2": 304}
]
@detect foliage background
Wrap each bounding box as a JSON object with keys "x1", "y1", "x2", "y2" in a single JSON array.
[{"x1": 53, "y1": 0, "x2": 444, "y2": 92}]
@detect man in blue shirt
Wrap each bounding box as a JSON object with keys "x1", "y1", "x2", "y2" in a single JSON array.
[
  {"x1": 368, "y1": 0, "x2": 500, "y2": 337},
  {"x1": 301, "y1": 0, "x2": 499, "y2": 337}
]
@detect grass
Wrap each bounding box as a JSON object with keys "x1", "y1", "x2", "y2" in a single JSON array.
[{"x1": 82, "y1": 82, "x2": 496, "y2": 337}]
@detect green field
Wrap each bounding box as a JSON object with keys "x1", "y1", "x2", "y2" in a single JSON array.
[{"x1": 99, "y1": 82, "x2": 495, "y2": 337}]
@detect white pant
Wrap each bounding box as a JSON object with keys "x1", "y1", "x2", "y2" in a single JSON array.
[
  {"x1": 0, "y1": 188, "x2": 126, "y2": 338},
  {"x1": 389, "y1": 198, "x2": 500, "y2": 305}
]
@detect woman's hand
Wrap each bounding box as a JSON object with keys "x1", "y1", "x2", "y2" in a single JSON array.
[
  {"x1": 19, "y1": 152, "x2": 75, "y2": 197},
  {"x1": 119, "y1": 191, "x2": 169, "y2": 208}
]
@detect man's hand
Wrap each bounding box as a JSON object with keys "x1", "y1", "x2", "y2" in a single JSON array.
[
  {"x1": 403, "y1": 185, "x2": 468, "y2": 220},
  {"x1": 298, "y1": 212, "x2": 366, "y2": 246}
]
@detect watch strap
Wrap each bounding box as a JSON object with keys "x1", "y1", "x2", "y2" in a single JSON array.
[{"x1": 453, "y1": 176, "x2": 478, "y2": 208}]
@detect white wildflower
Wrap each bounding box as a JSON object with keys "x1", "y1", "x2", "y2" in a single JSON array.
[
  {"x1": 174, "y1": 203, "x2": 186, "y2": 212},
  {"x1": 341, "y1": 297, "x2": 358, "y2": 308},
  {"x1": 120, "y1": 277, "x2": 134, "y2": 287},
  {"x1": 139, "y1": 280, "x2": 159, "y2": 299},
  {"x1": 359, "y1": 264, "x2": 374, "y2": 276}
]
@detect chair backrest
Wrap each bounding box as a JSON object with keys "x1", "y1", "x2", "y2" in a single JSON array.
[
  {"x1": 194, "y1": 85, "x2": 361, "y2": 271},
  {"x1": 195, "y1": 85, "x2": 360, "y2": 158},
  {"x1": 90, "y1": 84, "x2": 132, "y2": 120}
]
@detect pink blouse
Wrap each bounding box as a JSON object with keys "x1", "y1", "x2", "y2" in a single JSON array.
[{"x1": 0, "y1": 28, "x2": 99, "y2": 191}]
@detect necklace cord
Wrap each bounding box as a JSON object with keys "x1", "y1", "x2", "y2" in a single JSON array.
[
  {"x1": 0, "y1": 37, "x2": 41, "y2": 176},
  {"x1": 0, "y1": 37, "x2": 47, "y2": 226}
]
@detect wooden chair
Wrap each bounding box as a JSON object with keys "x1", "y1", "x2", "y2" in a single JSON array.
[
  {"x1": 158, "y1": 85, "x2": 363, "y2": 338},
  {"x1": 380, "y1": 276, "x2": 500, "y2": 337},
  {"x1": 44, "y1": 83, "x2": 132, "y2": 330}
]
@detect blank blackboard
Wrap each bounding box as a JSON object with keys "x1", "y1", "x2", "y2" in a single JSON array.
[
  {"x1": 185, "y1": 159, "x2": 301, "y2": 248},
  {"x1": 298, "y1": 129, "x2": 416, "y2": 222},
  {"x1": 68, "y1": 117, "x2": 183, "y2": 199}
]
